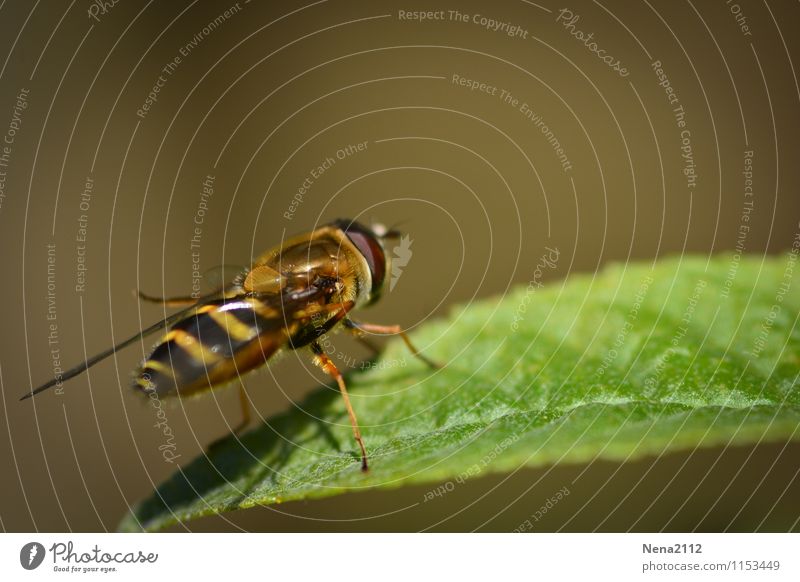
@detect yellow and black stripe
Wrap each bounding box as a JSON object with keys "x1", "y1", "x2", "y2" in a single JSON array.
[{"x1": 133, "y1": 298, "x2": 286, "y2": 397}]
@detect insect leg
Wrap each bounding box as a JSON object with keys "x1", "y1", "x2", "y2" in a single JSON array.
[
  {"x1": 310, "y1": 341, "x2": 368, "y2": 471},
  {"x1": 232, "y1": 383, "x2": 251, "y2": 434},
  {"x1": 344, "y1": 320, "x2": 441, "y2": 370},
  {"x1": 206, "y1": 384, "x2": 253, "y2": 452},
  {"x1": 136, "y1": 289, "x2": 203, "y2": 307}
]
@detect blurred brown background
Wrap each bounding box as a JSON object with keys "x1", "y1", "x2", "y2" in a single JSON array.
[{"x1": 0, "y1": 0, "x2": 798, "y2": 531}]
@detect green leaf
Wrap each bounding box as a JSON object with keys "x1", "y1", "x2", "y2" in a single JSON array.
[{"x1": 119, "y1": 254, "x2": 800, "y2": 531}]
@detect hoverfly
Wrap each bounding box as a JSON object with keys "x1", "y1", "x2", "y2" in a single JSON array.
[{"x1": 22, "y1": 219, "x2": 438, "y2": 471}]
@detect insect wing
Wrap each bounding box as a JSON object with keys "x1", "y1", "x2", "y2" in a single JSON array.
[{"x1": 202, "y1": 263, "x2": 248, "y2": 293}]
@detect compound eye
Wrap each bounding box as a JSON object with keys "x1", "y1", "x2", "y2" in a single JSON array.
[{"x1": 337, "y1": 221, "x2": 386, "y2": 301}]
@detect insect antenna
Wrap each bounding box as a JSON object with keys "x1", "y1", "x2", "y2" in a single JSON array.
[
  {"x1": 20, "y1": 300, "x2": 210, "y2": 401},
  {"x1": 373, "y1": 219, "x2": 409, "y2": 240}
]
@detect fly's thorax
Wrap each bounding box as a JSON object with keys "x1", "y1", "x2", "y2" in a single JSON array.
[
  {"x1": 249, "y1": 221, "x2": 387, "y2": 307},
  {"x1": 264, "y1": 230, "x2": 367, "y2": 306},
  {"x1": 271, "y1": 236, "x2": 342, "y2": 277}
]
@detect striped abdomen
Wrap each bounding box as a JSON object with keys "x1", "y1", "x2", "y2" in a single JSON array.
[{"x1": 133, "y1": 298, "x2": 287, "y2": 397}]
